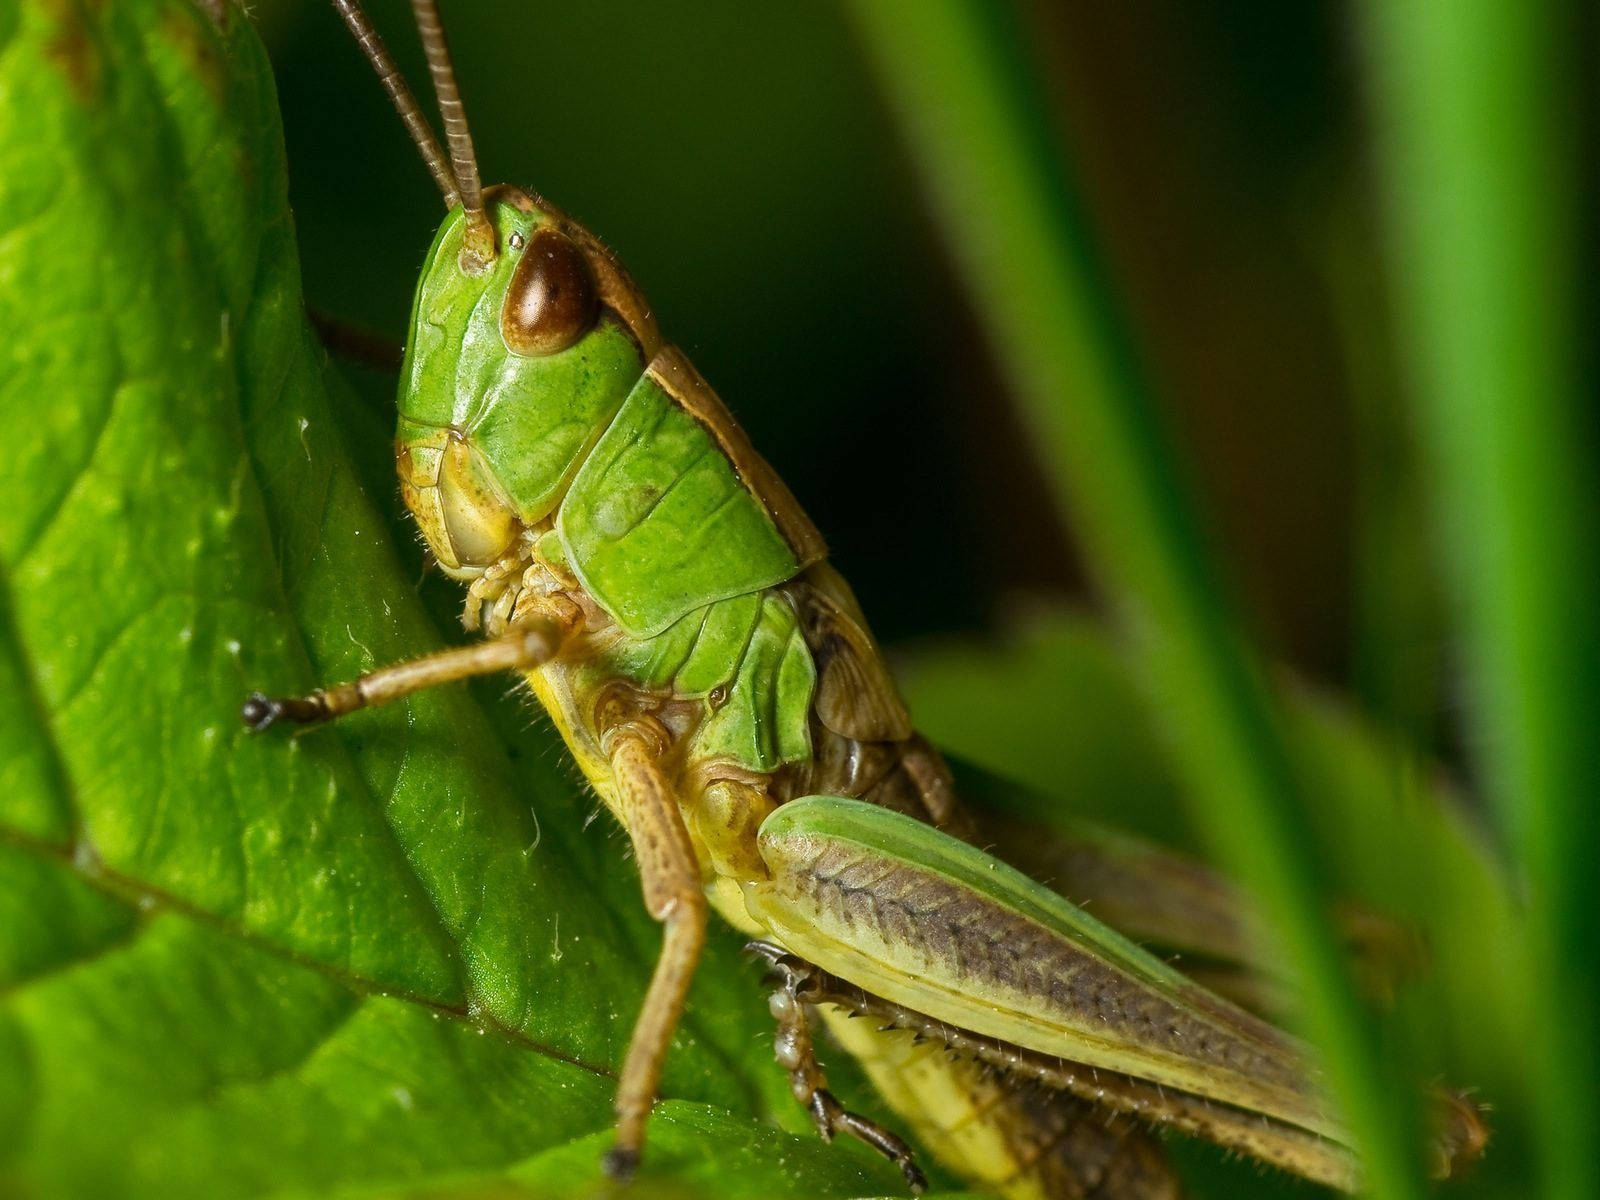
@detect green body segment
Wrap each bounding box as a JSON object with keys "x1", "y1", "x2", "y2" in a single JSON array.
[
  {"x1": 689, "y1": 595, "x2": 814, "y2": 770},
  {"x1": 401, "y1": 206, "x2": 644, "y2": 525},
  {"x1": 557, "y1": 372, "x2": 803, "y2": 638},
  {"x1": 676, "y1": 596, "x2": 764, "y2": 695},
  {"x1": 582, "y1": 591, "x2": 814, "y2": 772},
  {"x1": 590, "y1": 592, "x2": 763, "y2": 696},
  {"x1": 745, "y1": 795, "x2": 1335, "y2": 1140}
]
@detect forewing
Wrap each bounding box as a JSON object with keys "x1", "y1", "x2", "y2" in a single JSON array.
[{"x1": 744, "y1": 796, "x2": 1341, "y2": 1147}]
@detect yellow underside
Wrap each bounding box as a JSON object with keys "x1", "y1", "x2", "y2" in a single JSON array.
[{"x1": 822, "y1": 1008, "x2": 1055, "y2": 1200}]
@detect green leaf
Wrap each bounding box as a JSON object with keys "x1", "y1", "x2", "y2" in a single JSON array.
[{"x1": 0, "y1": 3, "x2": 916, "y2": 1195}]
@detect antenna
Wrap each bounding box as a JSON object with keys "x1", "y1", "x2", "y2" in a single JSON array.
[
  {"x1": 410, "y1": 0, "x2": 497, "y2": 266},
  {"x1": 330, "y1": 0, "x2": 460, "y2": 207}
]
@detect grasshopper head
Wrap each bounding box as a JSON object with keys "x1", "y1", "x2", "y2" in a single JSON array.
[
  {"x1": 394, "y1": 186, "x2": 661, "y2": 577},
  {"x1": 327, "y1": 9, "x2": 660, "y2": 577}
]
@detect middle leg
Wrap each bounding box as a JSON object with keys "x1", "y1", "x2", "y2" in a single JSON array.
[
  {"x1": 601, "y1": 722, "x2": 708, "y2": 1181},
  {"x1": 749, "y1": 941, "x2": 928, "y2": 1193}
]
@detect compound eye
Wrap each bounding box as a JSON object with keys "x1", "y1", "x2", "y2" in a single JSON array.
[{"x1": 500, "y1": 226, "x2": 599, "y2": 356}]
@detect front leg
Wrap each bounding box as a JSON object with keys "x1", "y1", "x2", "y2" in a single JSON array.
[
  {"x1": 241, "y1": 613, "x2": 572, "y2": 730},
  {"x1": 601, "y1": 723, "x2": 708, "y2": 1181}
]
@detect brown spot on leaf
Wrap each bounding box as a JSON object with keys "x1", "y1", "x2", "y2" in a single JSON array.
[
  {"x1": 160, "y1": 0, "x2": 226, "y2": 104},
  {"x1": 42, "y1": 0, "x2": 101, "y2": 101}
]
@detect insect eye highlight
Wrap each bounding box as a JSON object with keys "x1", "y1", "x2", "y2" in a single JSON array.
[{"x1": 500, "y1": 226, "x2": 599, "y2": 356}]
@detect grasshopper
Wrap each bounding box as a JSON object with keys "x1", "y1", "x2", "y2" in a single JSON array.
[{"x1": 244, "y1": 3, "x2": 1487, "y2": 1195}]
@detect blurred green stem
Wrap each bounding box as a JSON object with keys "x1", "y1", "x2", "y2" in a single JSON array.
[
  {"x1": 845, "y1": 0, "x2": 1423, "y2": 1193},
  {"x1": 1315, "y1": 192, "x2": 1442, "y2": 759},
  {"x1": 1359, "y1": 2, "x2": 1599, "y2": 1196}
]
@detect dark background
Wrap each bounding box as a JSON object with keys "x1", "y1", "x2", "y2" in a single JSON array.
[{"x1": 257, "y1": 0, "x2": 1384, "y2": 688}]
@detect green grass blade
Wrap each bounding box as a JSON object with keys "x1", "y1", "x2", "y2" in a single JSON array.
[
  {"x1": 845, "y1": 1, "x2": 1425, "y2": 1193},
  {"x1": 1358, "y1": 3, "x2": 1599, "y2": 1196}
]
